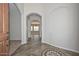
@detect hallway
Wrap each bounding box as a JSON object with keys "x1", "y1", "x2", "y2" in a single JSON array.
[{"x1": 10, "y1": 3, "x2": 79, "y2": 56}]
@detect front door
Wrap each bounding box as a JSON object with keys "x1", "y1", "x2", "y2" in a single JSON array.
[{"x1": 0, "y1": 3, "x2": 9, "y2": 56}]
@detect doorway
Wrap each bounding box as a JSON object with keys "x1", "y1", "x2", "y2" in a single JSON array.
[{"x1": 27, "y1": 13, "x2": 42, "y2": 45}]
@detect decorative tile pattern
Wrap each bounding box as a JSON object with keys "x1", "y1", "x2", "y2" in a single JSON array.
[{"x1": 12, "y1": 43, "x2": 79, "y2": 56}]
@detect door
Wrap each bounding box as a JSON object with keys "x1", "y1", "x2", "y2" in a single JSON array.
[{"x1": 0, "y1": 3, "x2": 9, "y2": 56}]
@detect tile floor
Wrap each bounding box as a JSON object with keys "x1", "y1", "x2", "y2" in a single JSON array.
[
  {"x1": 9, "y1": 40, "x2": 21, "y2": 55},
  {"x1": 12, "y1": 39, "x2": 79, "y2": 56}
]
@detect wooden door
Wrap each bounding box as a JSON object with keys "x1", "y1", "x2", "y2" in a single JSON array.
[{"x1": 0, "y1": 3, "x2": 9, "y2": 56}]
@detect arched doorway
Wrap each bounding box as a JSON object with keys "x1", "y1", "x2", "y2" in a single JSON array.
[{"x1": 27, "y1": 13, "x2": 42, "y2": 45}]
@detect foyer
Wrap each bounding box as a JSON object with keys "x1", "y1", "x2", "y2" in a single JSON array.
[
  {"x1": 9, "y1": 3, "x2": 79, "y2": 56},
  {"x1": 0, "y1": 3, "x2": 79, "y2": 56}
]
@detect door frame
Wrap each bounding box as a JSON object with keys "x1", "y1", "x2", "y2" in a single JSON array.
[{"x1": 26, "y1": 13, "x2": 42, "y2": 43}]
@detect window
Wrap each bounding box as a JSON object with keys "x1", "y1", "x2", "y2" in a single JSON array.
[
  {"x1": 31, "y1": 25, "x2": 39, "y2": 31},
  {"x1": 34, "y1": 26, "x2": 39, "y2": 31}
]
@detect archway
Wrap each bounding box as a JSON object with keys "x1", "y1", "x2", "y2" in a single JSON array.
[{"x1": 27, "y1": 13, "x2": 42, "y2": 44}]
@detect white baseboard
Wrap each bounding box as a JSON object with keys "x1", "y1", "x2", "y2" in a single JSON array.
[{"x1": 42, "y1": 41, "x2": 79, "y2": 54}]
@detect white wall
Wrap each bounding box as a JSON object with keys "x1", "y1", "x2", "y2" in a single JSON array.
[
  {"x1": 9, "y1": 4, "x2": 21, "y2": 40},
  {"x1": 42, "y1": 3, "x2": 79, "y2": 52},
  {"x1": 16, "y1": 3, "x2": 26, "y2": 44}
]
